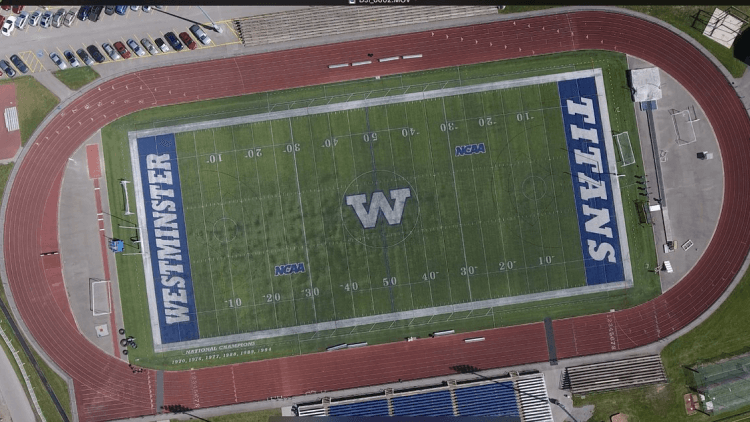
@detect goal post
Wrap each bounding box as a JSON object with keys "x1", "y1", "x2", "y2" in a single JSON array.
[
  {"x1": 90, "y1": 279, "x2": 112, "y2": 316},
  {"x1": 614, "y1": 131, "x2": 636, "y2": 166}
]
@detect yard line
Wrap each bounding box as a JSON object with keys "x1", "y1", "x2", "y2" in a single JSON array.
[
  {"x1": 383, "y1": 104, "x2": 414, "y2": 311},
  {"x1": 321, "y1": 113, "x2": 345, "y2": 318},
  {"x1": 250, "y1": 124, "x2": 280, "y2": 328},
  {"x1": 269, "y1": 120, "x2": 299, "y2": 326},
  {"x1": 192, "y1": 131, "x2": 222, "y2": 332},
  {"x1": 287, "y1": 118, "x2": 318, "y2": 323},
  {"x1": 345, "y1": 110, "x2": 376, "y2": 316},
  {"x1": 440, "y1": 96, "x2": 473, "y2": 301},
  {"x1": 211, "y1": 128, "x2": 240, "y2": 334},
  {"x1": 539, "y1": 83, "x2": 571, "y2": 289},
  {"x1": 230, "y1": 125, "x2": 260, "y2": 331},
  {"x1": 457, "y1": 94, "x2": 493, "y2": 298},
  {"x1": 480, "y1": 92, "x2": 512, "y2": 297},
  {"x1": 500, "y1": 89, "x2": 531, "y2": 294},
  {"x1": 519, "y1": 90, "x2": 552, "y2": 292},
  {"x1": 420, "y1": 99, "x2": 454, "y2": 304},
  {"x1": 404, "y1": 103, "x2": 436, "y2": 307}
]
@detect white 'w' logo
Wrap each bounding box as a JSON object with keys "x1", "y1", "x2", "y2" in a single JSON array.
[{"x1": 345, "y1": 188, "x2": 411, "y2": 229}]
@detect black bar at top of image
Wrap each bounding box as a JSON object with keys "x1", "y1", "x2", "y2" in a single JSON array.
[{"x1": 0, "y1": 0, "x2": 506, "y2": 6}]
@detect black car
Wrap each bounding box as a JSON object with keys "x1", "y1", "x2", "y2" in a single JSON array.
[
  {"x1": 104, "y1": 5, "x2": 116, "y2": 15},
  {"x1": 76, "y1": 49, "x2": 94, "y2": 66},
  {"x1": 77, "y1": 5, "x2": 91, "y2": 21},
  {"x1": 89, "y1": 6, "x2": 103, "y2": 22},
  {"x1": 164, "y1": 31, "x2": 183, "y2": 51},
  {"x1": 0, "y1": 60, "x2": 15, "y2": 78},
  {"x1": 87, "y1": 45, "x2": 106, "y2": 63},
  {"x1": 9, "y1": 55, "x2": 28, "y2": 74}
]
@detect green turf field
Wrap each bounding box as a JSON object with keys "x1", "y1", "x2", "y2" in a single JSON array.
[
  {"x1": 103, "y1": 50, "x2": 660, "y2": 369},
  {"x1": 162, "y1": 80, "x2": 596, "y2": 339}
]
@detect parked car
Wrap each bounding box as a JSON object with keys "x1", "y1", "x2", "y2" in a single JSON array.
[
  {"x1": 12, "y1": 6, "x2": 24, "y2": 14},
  {"x1": 130, "y1": 6, "x2": 140, "y2": 11},
  {"x1": 179, "y1": 32, "x2": 197, "y2": 50},
  {"x1": 189, "y1": 24, "x2": 211, "y2": 45},
  {"x1": 115, "y1": 6, "x2": 127, "y2": 16},
  {"x1": 114, "y1": 41, "x2": 131, "y2": 59},
  {"x1": 64, "y1": 8, "x2": 76, "y2": 27},
  {"x1": 154, "y1": 37, "x2": 170, "y2": 52},
  {"x1": 0, "y1": 16, "x2": 5, "y2": 29},
  {"x1": 127, "y1": 38, "x2": 145, "y2": 56},
  {"x1": 40, "y1": 11, "x2": 52, "y2": 28},
  {"x1": 0, "y1": 60, "x2": 15, "y2": 78},
  {"x1": 140, "y1": 38, "x2": 157, "y2": 55},
  {"x1": 51, "y1": 8, "x2": 65, "y2": 28},
  {"x1": 15, "y1": 12, "x2": 28, "y2": 30},
  {"x1": 0, "y1": 6, "x2": 9, "y2": 11},
  {"x1": 2, "y1": 16, "x2": 16, "y2": 36},
  {"x1": 87, "y1": 45, "x2": 106, "y2": 63},
  {"x1": 89, "y1": 6, "x2": 103, "y2": 22},
  {"x1": 76, "y1": 48, "x2": 94, "y2": 66},
  {"x1": 104, "y1": 5, "x2": 116, "y2": 15},
  {"x1": 164, "y1": 31, "x2": 182, "y2": 50},
  {"x1": 9, "y1": 54, "x2": 29, "y2": 74},
  {"x1": 102, "y1": 43, "x2": 121, "y2": 60},
  {"x1": 77, "y1": 6, "x2": 91, "y2": 21},
  {"x1": 49, "y1": 52, "x2": 67, "y2": 70},
  {"x1": 64, "y1": 50, "x2": 80, "y2": 67},
  {"x1": 29, "y1": 10, "x2": 42, "y2": 26}
]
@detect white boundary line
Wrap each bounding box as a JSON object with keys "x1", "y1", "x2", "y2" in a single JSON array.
[{"x1": 128, "y1": 132, "x2": 162, "y2": 347}]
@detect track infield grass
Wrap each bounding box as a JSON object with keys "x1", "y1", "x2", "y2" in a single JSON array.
[{"x1": 102, "y1": 50, "x2": 661, "y2": 369}]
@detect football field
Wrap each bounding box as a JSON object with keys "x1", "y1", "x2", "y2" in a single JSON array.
[{"x1": 130, "y1": 70, "x2": 632, "y2": 347}]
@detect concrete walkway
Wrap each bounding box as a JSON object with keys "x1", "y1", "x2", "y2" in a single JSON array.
[{"x1": 0, "y1": 336, "x2": 36, "y2": 422}]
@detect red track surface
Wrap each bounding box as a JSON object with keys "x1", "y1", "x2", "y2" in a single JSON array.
[{"x1": 3, "y1": 11, "x2": 749, "y2": 422}]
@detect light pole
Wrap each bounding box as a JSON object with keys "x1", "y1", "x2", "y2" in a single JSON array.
[{"x1": 197, "y1": 6, "x2": 223, "y2": 33}]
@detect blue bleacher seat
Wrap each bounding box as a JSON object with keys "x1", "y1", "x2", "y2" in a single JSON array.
[
  {"x1": 454, "y1": 382, "x2": 520, "y2": 416},
  {"x1": 329, "y1": 399, "x2": 389, "y2": 416},
  {"x1": 392, "y1": 390, "x2": 454, "y2": 416}
]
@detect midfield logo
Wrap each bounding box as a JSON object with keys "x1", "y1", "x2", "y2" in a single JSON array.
[{"x1": 345, "y1": 188, "x2": 412, "y2": 229}]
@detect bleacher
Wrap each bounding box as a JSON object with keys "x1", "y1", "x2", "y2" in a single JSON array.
[
  {"x1": 454, "y1": 381, "x2": 519, "y2": 416},
  {"x1": 329, "y1": 399, "x2": 389, "y2": 416},
  {"x1": 392, "y1": 390, "x2": 454, "y2": 416},
  {"x1": 294, "y1": 373, "x2": 553, "y2": 420}
]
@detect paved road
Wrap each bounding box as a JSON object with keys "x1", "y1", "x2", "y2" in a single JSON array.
[
  {"x1": 0, "y1": 6, "x2": 306, "y2": 78},
  {"x1": 0, "y1": 331, "x2": 36, "y2": 422}
]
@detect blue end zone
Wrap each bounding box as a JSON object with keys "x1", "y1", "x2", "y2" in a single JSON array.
[
  {"x1": 558, "y1": 77, "x2": 625, "y2": 285},
  {"x1": 137, "y1": 134, "x2": 200, "y2": 343}
]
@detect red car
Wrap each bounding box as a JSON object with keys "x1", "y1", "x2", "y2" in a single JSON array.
[
  {"x1": 114, "y1": 41, "x2": 131, "y2": 59},
  {"x1": 0, "y1": 16, "x2": 5, "y2": 27},
  {"x1": 12, "y1": 6, "x2": 24, "y2": 14},
  {"x1": 179, "y1": 32, "x2": 196, "y2": 50},
  {"x1": 0, "y1": 6, "x2": 10, "y2": 11}
]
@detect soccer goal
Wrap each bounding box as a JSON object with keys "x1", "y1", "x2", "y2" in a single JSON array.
[
  {"x1": 614, "y1": 132, "x2": 636, "y2": 166},
  {"x1": 90, "y1": 279, "x2": 111, "y2": 316}
]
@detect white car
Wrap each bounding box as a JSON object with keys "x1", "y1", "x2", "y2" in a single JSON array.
[
  {"x1": 49, "y1": 52, "x2": 67, "y2": 70},
  {"x1": 2, "y1": 16, "x2": 16, "y2": 36}
]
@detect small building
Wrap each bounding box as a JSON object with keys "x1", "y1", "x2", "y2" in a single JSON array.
[{"x1": 628, "y1": 67, "x2": 662, "y2": 103}]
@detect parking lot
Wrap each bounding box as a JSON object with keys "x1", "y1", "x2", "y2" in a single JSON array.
[{"x1": 0, "y1": 6, "x2": 305, "y2": 78}]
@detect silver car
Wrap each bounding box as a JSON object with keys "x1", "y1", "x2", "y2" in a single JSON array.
[
  {"x1": 52, "y1": 8, "x2": 66, "y2": 28},
  {"x1": 49, "y1": 52, "x2": 67, "y2": 70},
  {"x1": 102, "y1": 43, "x2": 121, "y2": 60},
  {"x1": 141, "y1": 38, "x2": 158, "y2": 55},
  {"x1": 127, "y1": 39, "x2": 145, "y2": 57},
  {"x1": 40, "y1": 11, "x2": 52, "y2": 28},
  {"x1": 63, "y1": 50, "x2": 80, "y2": 67},
  {"x1": 189, "y1": 24, "x2": 212, "y2": 45},
  {"x1": 29, "y1": 11, "x2": 42, "y2": 27},
  {"x1": 15, "y1": 12, "x2": 28, "y2": 30},
  {"x1": 64, "y1": 8, "x2": 77, "y2": 27}
]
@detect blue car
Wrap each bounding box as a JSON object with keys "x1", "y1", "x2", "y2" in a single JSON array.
[
  {"x1": 77, "y1": 5, "x2": 91, "y2": 21},
  {"x1": 164, "y1": 32, "x2": 183, "y2": 51},
  {"x1": 115, "y1": 6, "x2": 128, "y2": 16}
]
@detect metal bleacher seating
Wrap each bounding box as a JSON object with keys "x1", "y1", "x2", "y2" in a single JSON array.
[
  {"x1": 454, "y1": 381, "x2": 519, "y2": 416},
  {"x1": 328, "y1": 399, "x2": 389, "y2": 416},
  {"x1": 392, "y1": 390, "x2": 454, "y2": 416}
]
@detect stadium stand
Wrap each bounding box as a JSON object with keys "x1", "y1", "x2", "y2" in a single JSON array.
[
  {"x1": 564, "y1": 355, "x2": 668, "y2": 395},
  {"x1": 293, "y1": 373, "x2": 552, "y2": 420}
]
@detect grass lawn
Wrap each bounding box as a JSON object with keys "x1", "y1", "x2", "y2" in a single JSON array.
[
  {"x1": 170, "y1": 408, "x2": 281, "y2": 422},
  {"x1": 502, "y1": 6, "x2": 749, "y2": 78},
  {"x1": 0, "y1": 76, "x2": 59, "y2": 146},
  {"x1": 102, "y1": 50, "x2": 660, "y2": 370},
  {"x1": 574, "y1": 267, "x2": 750, "y2": 421},
  {"x1": 53, "y1": 66, "x2": 100, "y2": 91},
  {"x1": 0, "y1": 165, "x2": 71, "y2": 421}
]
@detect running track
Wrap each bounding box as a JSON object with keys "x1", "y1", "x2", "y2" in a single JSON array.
[{"x1": 3, "y1": 11, "x2": 749, "y2": 422}]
